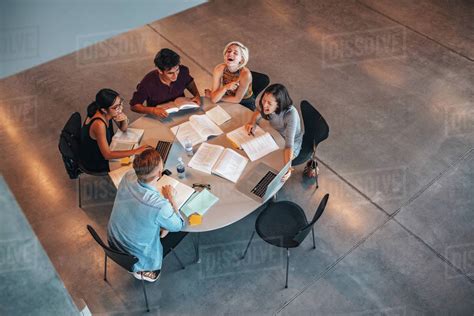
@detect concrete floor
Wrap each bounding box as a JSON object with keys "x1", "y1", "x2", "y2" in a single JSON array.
[{"x1": 0, "y1": 0, "x2": 473, "y2": 314}]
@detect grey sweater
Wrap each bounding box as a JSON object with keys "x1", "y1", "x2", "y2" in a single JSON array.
[{"x1": 263, "y1": 106, "x2": 303, "y2": 157}]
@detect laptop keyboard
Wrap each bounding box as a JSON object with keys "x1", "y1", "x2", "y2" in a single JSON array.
[
  {"x1": 251, "y1": 171, "x2": 277, "y2": 198},
  {"x1": 155, "y1": 140, "x2": 172, "y2": 162}
]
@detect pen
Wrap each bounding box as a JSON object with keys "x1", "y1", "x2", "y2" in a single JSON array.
[{"x1": 248, "y1": 126, "x2": 255, "y2": 136}]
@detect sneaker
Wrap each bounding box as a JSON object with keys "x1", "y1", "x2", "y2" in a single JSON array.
[{"x1": 132, "y1": 270, "x2": 160, "y2": 282}]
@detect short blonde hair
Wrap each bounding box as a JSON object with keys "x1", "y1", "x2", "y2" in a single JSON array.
[
  {"x1": 133, "y1": 149, "x2": 163, "y2": 181},
  {"x1": 223, "y1": 41, "x2": 249, "y2": 69}
]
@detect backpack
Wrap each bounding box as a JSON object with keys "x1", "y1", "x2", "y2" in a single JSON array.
[{"x1": 58, "y1": 112, "x2": 82, "y2": 179}]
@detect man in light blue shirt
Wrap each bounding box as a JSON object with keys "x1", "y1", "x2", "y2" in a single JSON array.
[{"x1": 108, "y1": 149, "x2": 184, "y2": 282}]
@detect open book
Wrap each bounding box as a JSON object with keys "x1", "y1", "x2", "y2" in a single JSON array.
[
  {"x1": 155, "y1": 175, "x2": 195, "y2": 210},
  {"x1": 109, "y1": 128, "x2": 144, "y2": 159},
  {"x1": 188, "y1": 143, "x2": 248, "y2": 183},
  {"x1": 171, "y1": 115, "x2": 223, "y2": 147},
  {"x1": 165, "y1": 102, "x2": 199, "y2": 114},
  {"x1": 112, "y1": 128, "x2": 144, "y2": 144},
  {"x1": 226, "y1": 126, "x2": 279, "y2": 161}
]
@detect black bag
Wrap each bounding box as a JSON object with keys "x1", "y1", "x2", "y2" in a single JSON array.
[
  {"x1": 303, "y1": 143, "x2": 319, "y2": 186},
  {"x1": 58, "y1": 113, "x2": 82, "y2": 179}
]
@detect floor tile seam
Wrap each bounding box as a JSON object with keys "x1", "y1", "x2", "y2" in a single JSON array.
[
  {"x1": 146, "y1": 24, "x2": 213, "y2": 76},
  {"x1": 356, "y1": 0, "x2": 474, "y2": 62},
  {"x1": 390, "y1": 147, "x2": 474, "y2": 218},
  {"x1": 274, "y1": 216, "x2": 393, "y2": 315},
  {"x1": 392, "y1": 217, "x2": 474, "y2": 284},
  {"x1": 316, "y1": 157, "x2": 391, "y2": 217}
]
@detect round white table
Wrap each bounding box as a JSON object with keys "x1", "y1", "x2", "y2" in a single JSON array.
[{"x1": 110, "y1": 99, "x2": 286, "y2": 233}]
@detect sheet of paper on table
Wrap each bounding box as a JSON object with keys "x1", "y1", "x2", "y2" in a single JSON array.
[
  {"x1": 109, "y1": 165, "x2": 133, "y2": 189},
  {"x1": 205, "y1": 105, "x2": 231, "y2": 125}
]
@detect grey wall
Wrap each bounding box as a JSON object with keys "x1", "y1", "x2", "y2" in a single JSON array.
[{"x1": 0, "y1": 0, "x2": 206, "y2": 79}]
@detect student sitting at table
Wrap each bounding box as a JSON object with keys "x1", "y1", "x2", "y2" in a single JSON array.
[
  {"x1": 108, "y1": 149, "x2": 184, "y2": 282},
  {"x1": 205, "y1": 41, "x2": 255, "y2": 111},
  {"x1": 80, "y1": 88, "x2": 149, "y2": 173},
  {"x1": 245, "y1": 84, "x2": 303, "y2": 181},
  {"x1": 130, "y1": 48, "x2": 201, "y2": 119}
]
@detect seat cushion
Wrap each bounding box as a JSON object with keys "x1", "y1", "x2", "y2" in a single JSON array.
[{"x1": 256, "y1": 201, "x2": 308, "y2": 248}]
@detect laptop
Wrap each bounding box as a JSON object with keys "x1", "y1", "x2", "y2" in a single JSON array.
[
  {"x1": 155, "y1": 125, "x2": 180, "y2": 163},
  {"x1": 236, "y1": 161, "x2": 291, "y2": 203}
]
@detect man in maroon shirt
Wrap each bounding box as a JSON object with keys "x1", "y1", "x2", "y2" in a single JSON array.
[{"x1": 130, "y1": 48, "x2": 201, "y2": 118}]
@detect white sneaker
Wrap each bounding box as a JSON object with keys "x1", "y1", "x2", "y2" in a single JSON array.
[{"x1": 132, "y1": 271, "x2": 160, "y2": 282}]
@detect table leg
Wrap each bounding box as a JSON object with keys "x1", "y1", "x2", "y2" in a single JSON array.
[{"x1": 193, "y1": 232, "x2": 201, "y2": 264}]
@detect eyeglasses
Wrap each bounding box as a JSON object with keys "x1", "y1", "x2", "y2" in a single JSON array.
[
  {"x1": 192, "y1": 183, "x2": 211, "y2": 191},
  {"x1": 110, "y1": 98, "x2": 124, "y2": 110}
]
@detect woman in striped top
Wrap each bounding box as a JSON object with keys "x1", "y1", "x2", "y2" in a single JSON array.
[{"x1": 205, "y1": 41, "x2": 255, "y2": 110}]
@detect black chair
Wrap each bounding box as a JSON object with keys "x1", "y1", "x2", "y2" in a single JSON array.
[
  {"x1": 241, "y1": 194, "x2": 329, "y2": 288},
  {"x1": 59, "y1": 112, "x2": 108, "y2": 207},
  {"x1": 87, "y1": 225, "x2": 188, "y2": 312},
  {"x1": 292, "y1": 100, "x2": 329, "y2": 187},
  {"x1": 251, "y1": 71, "x2": 270, "y2": 98}
]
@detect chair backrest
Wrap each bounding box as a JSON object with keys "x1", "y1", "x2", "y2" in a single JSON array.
[
  {"x1": 293, "y1": 194, "x2": 329, "y2": 245},
  {"x1": 300, "y1": 100, "x2": 329, "y2": 152},
  {"x1": 58, "y1": 112, "x2": 82, "y2": 179},
  {"x1": 251, "y1": 71, "x2": 270, "y2": 98},
  {"x1": 161, "y1": 232, "x2": 188, "y2": 257},
  {"x1": 87, "y1": 225, "x2": 138, "y2": 272}
]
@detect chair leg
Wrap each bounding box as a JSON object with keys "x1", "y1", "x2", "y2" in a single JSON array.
[
  {"x1": 78, "y1": 176, "x2": 82, "y2": 208},
  {"x1": 140, "y1": 275, "x2": 150, "y2": 312},
  {"x1": 312, "y1": 227, "x2": 316, "y2": 249},
  {"x1": 285, "y1": 249, "x2": 290, "y2": 289},
  {"x1": 315, "y1": 162, "x2": 319, "y2": 189},
  {"x1": 171, "y1": 248, "x2": 185, "y2": 270},
  {"x1": 103, "y1": 254, "x2": 107, "y2": 281},
  {"x1": 241, "y1": 231, "x2": 255, "y2": 259}
]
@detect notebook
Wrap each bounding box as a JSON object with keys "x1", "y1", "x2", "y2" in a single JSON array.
[
  {"x1": 181, "y1": 189, "x2": 219, "y2": 217},
  {"x1": 187, "y1": 143, "x2": 248, "y2": 183}
]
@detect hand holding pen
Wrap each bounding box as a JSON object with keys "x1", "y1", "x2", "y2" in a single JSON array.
[{"x1": 244, "y1": 123, "x2": 256, "y2": 136}]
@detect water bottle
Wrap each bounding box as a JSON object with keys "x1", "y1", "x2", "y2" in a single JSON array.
[
  {"x1": 184, "y1": 138, "x2": 193, "y2": 157},
  {"x1": 176, "y1": 157, "x2": 185, "y2": 179}
]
